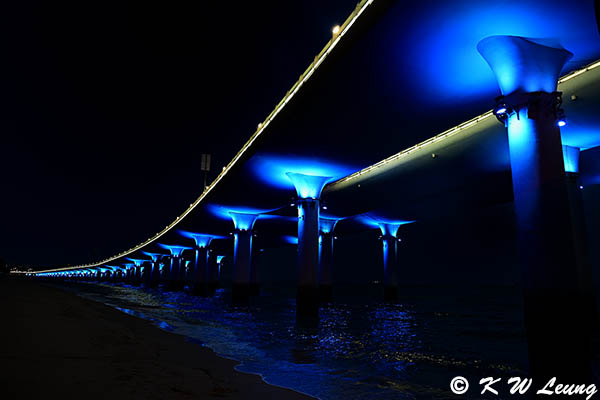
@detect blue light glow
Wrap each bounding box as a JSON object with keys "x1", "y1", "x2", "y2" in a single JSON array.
[
  {"x1": 208, "y1": 204, "x2": 276, "y2": 223},
  {"x1": 229, "y1": 212, "x2": 259, "y2": 231},
  {"x1": 126, "y1": 258, "x2": 145, "y2": 266},
  {"x1": 507, "y1": 110, "x2": 537, "y2": 169},
  {"x1": 142, "y1": 251, "x2": 165, "y2": 261},
  {"x1": 286, "y1": 172, "x2": 332, "y2": 199},
  {"x1": 217, "y1": 256, "x2": 226, "y2": 264},
  {"x1": 179, "y1": 230, "x2": 226, "y2": 247},
  {"x1": 358, "y1": 215, "x2": 415, "y2": 232},
  {"x1": 248, "y1": 154, "x2": 359, "y2": 194},
  {"x1": 158, "y1": 244, "x2": 192, "y2": 257},
  {"x1": 378, "y1": 223, "x2": 403, "y2": 238},
  {"x1": 557, "y1": 119, "x2": 567, "y2": 127},
  {"x1": 478, "y1": 35, "x2": 572, "y2": 95},
  {"x1": 560, "y1": 124, "x2": 600, "y2": 150},
  {"x1": 320, "y1": 218, "x2": 340, "y2": 234},
  {"x1": 283, "y1": 236, "x2": 299, "y2": 245},
  {"x1": 562, "y1": 145, "x2": 580, "y2": 173},
  {"x1": 398, "y1": 0, "x2": 600, "y2": 102}
]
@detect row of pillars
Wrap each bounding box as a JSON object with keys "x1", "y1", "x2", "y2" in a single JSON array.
[{"x1": 68, "y1": 251, "x2": 226, "y2": 296}]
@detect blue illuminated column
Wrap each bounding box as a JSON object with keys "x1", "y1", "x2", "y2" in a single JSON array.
[
  {"x1": 184, "y1": 260, "x2": 192, "y2": 282},
  {"x1": 319, "y1": 218, "x2": 339, "y2": 301},
  {"x1": 108, "y1": 266, "x2": 124, "y2": 282},
  {"x1": 123, "y1": 263, "x2": 135, "y2": 284},
  {"x1": 216, "y1": 255, "x2": 226, "y2": 282},
  {"x1": 562, "y1": 145, "x2": 589, "y2": 285},
  {"x1": 207, "y1": 252, "x2": 219, "y2": 292},
  {"x1": 127, "y1": 259, "x2": 145, "y2": 286},
  {"x1": 287, "y1": 172, "x2": 332, "y2": 317},
  {"x1": 378, "y1": 223, "x2": 402, "y2": 301},
  {"x1": 159, "y1": 245, "x2": 192, "y2": 291},
  {"x1": 250, "y1": 247, "x2": 262, "y2": 296},
  {"x1": 143, "y1": 252, "x2": 164, "y2": 287},
  {"x1": 194, "y1": 247, "x2": 208, "y2": 295},
  {"x1": 118, "y1": 266, "x2": 127, "y2": 282},
  {"x1": 186, "y1": 234, "x2": 217, "y2": 296},
  {"x1": 230, "y1": 212, "x2": 259, "y2": 299},
  {"x1": 141, "y1": 261, "x2": 151, "y2": 283},
  {"x1": 478, "y1": 36, "x2": 594, "y2": 383}
]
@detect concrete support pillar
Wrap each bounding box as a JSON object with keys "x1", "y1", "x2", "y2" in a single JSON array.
[
  {"x1": 143, "y1": 253, "x2": 163, "y2": 287},
  {"x1": 378, "y1": 223, "x2": 401, "y2": 301},
  {"x1": 233, "y1": 229, "x2": 253, "y2": 299},
  {"x1": 159, "y1": 261, "x2": 167, "y2": 281},
  {"x1": 158, "y1": 245, "x2": 192, "y2": 291},
  {"x1": 124, "y1": 267, "x2": 130, "y2": 283},
  {"x1": 193, "y1": 246, "x2": 209, "y2": 296},
  {"x1": 114, "y1": 268, "x2": 123, "y2": 282},
  {"x1": 250, "y1": 247, "x2": 261, "y2": 296},
  {"x1": 286, "y1": 172, "x2": 332, "y2": 319},
  {"x1": 133, "y1": 265, "x2": 142, "y2": 286},
  {"x1": 296, "y1": 197, "x2": 320, "y2": 317},
  {"x1": 168, "y1": 256, "x2": 183, "y2": 290},
  {"x1": 562, "y1": 145, "x2": 593, "y2": 293},
  {"x1": 478, "y1": 35, "x2": 596, "y2": 384},
  {"x1": 141, "y1": 261, "x2": 151, "y2": 284},
  {"x1": 230, "y1": 212, "x2": 259, "y2": 301},
  {"x1": 381, "y1": 234, "x2": 397, "y2": 301},
  {"x1": 208, "y1": 252, "x2": 219, "y2": 292},
  {"x1": 184, "y1": 234, "x2": 221, "y2": 296},
  {"x1": 319, "y1": 217, "x2": 339, "y2": 302},
  {"x1": 184, "y1": 260, "x2": 191, "y2": 282}
]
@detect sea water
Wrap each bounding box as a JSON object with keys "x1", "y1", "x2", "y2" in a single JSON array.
[{"x1": 66, "y1": 282, "x2": 528, "y2": 399}]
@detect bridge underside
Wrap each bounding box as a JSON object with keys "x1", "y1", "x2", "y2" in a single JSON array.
[{"x1": 36, "y1": 0, "x2": 600, "y2": 278}]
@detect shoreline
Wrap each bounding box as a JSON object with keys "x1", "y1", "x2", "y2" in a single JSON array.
[{"x1": 0, "y1": 277, "x2": 314, "y2": 399}]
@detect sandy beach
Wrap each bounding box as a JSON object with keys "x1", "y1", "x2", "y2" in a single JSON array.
[{"x1": 0, "y1": 277, "x2": 313, "y2": 399}]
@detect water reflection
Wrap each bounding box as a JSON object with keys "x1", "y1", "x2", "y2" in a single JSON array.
[{"x1": 72, "y1": 282, "x2": 527, "y2": 400}]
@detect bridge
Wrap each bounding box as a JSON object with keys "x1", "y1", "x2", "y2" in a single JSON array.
[{"x1": 24, "y1": 0, "x2": 600, "y2": 385}]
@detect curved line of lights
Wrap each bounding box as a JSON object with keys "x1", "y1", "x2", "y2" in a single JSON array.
[
  {"x1": 330, "y1": 58, "x2": 600, "y2": 187},
  {"x1": 32, "y1": 0, "x2": 375, "y2": 275}
]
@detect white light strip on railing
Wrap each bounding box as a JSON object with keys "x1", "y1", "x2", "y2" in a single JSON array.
[
  {"x1": 36, "y1": 0, "x2": 375, "y2": 274},
  {"x1": 330, "y1": 57, "x2": 600, "y2": 187}
]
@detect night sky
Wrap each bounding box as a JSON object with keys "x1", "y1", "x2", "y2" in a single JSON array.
[{"x1": 5, "y1": 0, "x2": 358, "y2": 267}]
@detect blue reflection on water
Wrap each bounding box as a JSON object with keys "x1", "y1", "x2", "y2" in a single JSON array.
[{"x1": 76, "y1": 282, "x2": 527, "y2": 400}]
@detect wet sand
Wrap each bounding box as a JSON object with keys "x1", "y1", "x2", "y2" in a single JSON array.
[{"x1": 0, "y1": 278, "x2": 313, "y2": 399}]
